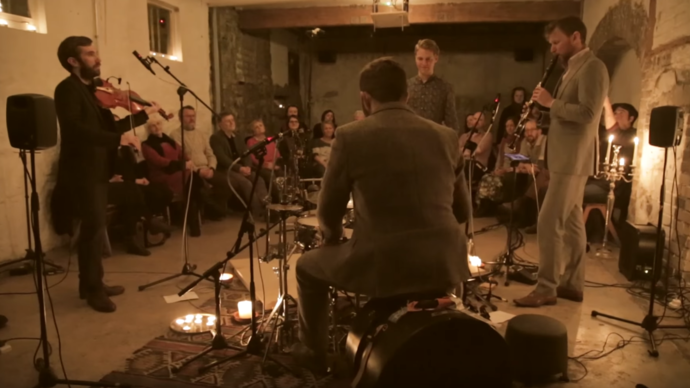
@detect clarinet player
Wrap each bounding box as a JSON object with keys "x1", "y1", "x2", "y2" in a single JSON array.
[{"x1": 514, "y1": 17, "x2": 609, "y2": 307}]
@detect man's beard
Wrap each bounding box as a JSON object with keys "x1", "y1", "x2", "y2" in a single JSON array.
[{"x1": 77, "y1": 59, "x2": 100, "y2": 80}]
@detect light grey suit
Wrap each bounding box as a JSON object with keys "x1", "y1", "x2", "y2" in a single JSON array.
[
  {"x1": 296, "y1": 102, "x2": 471, "y2": 355},
  {"x1": 537, "y1": 49, "x2": 609, "y2": 296}
]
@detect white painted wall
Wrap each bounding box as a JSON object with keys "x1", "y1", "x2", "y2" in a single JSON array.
[
  {"x1": 0, "y1": 0, "x2": 211, "y2": 262},
  {"x1": 609, "y1": 49, "x2": 642, "y2": 112},
  {"x1": 309, "y1": 51, "x2": 545, "y2": 127}
]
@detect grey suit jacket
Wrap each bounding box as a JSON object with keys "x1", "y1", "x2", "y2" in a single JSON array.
[
  {"x1": 548, "y1": 50, "x2": 609, "y2": 176},
  {"x1": 316, "y1": 102, "x2": 471, "y2": 298},
  {"x1": 209, "y1": 130, "x2": 251, "y2": 172}
]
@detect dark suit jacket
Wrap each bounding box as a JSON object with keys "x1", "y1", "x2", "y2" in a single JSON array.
[
  {"x1": 315, "y1": 102, "x2": 471, "y2": 298},
  {"x1": 51, "y1": 75, "x2": 148, "y2": 235},
  {"x1": 209, "y1": 130, "x2": 250, "y2": 172}
]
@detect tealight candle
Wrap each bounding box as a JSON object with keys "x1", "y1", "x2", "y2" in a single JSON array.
[{"x1": 238, "y1": 300, "x2": 252, "y2": 319}]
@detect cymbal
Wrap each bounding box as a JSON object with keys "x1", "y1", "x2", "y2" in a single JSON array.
[{"x1": 266, "y1": 203, "x2": 303, "y2": 212}]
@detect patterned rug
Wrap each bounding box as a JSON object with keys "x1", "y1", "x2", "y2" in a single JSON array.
[{"x1": 101, "y1": 271, "x2": 352, "y2": 388}]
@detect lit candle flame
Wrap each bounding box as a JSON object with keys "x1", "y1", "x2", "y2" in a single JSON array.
[
  {"x1": 619, "y1": 158, "x2": 625, "y2": 166},
  {"x1": 469, "y1": 255, "x2": 482, "y2": 267},
  {"x1": 634, "y1": 137, "x2": 639, "y2": 145}
]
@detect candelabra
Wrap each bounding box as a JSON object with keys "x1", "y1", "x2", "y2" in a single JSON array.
[{"x1": 593, "y1": 145, "x2": 634, "y2": 257}]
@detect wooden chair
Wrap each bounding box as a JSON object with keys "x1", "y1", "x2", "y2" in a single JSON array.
[{"x1": 582, "y1": 203, "x2": 620, "y2": 245}]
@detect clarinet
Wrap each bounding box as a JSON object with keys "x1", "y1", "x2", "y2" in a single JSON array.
[{"x1": 509, "y1": 55, "x2": 559, "y2": 150}]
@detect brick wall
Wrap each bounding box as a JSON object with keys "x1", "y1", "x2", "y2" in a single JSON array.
[
  {"x1": 213, "y1": 8, "x2": 275, "y2": 137},
  {"x1": 587, "y1": 0, "x2": 690, "y2": 274}
]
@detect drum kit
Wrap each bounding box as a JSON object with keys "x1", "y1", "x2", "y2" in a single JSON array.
[{"x1": 254, "y1": 178, "x2": 510, "y2": 387}]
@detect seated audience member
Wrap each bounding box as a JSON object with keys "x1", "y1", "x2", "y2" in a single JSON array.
[
  {"x1": 474, "y1": 116, "x2": 520, "y2": 215},
  {"x1": 108, "y1": 132, "x2": 173, "y2": 255},
  {"x1": 246, "y1": 119, "x2": 282, "y2": 201},
  {"x1": 583, "y1": 98, "x2": 637, "y2": 239},
  {"x1": 292, "y1": 57, "x2": 471, "y2": 373},
  {"x1": 209, "y1": 112, "x2": 269, "y2": 218},
  {"x1": 458, "y1": 111, "x2": 494, "y2": 186},
  {"x1": 312, "y1": 109, "x2": 337, "y2": 139},
  {"x1": 311, "y1": 121, "x2": 335, "y2": 177},
  {"x1": 517, "y1": 120, "x2": 549, "y2": 232},
  {"x1": 142, "y1": 119, "x2": 204, "y2": 236},
  {"x1": 171, "y1": 106, "x2": 231, "y2": 219},
  {"x1": 496, "y1": 87, "x2": 526, "y2": 144},
  {"x1": 279, "y1": 115, "x2": 308, "y2": 176},
  {"x1": 353, "y1": 110, "x2": 365, "y2": 121},
  {"x1": 495, "y1": 116, "x2": 521, "y2": 171},
  {"x1": 285, "y1": 104, "x2": 310, "y2": 134}
]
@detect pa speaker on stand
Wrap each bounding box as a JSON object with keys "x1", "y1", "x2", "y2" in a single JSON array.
[
  {"x1": 0, "y1": 95, "x2": 64, "y2": 276},
  {"x1": 4, "y1": 94, "x2": 122, "y2": 387}
]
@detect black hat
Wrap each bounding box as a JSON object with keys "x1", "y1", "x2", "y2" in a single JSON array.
[{"x1": 612, "y1": 103, "x2": 639, "y2": 123}]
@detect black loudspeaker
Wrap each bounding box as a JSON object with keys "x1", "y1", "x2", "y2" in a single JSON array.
[
  {"x1": 316, "y1": 51, "x2": 337, "y2": 64},
  {"x1": 649, "y1": 105, "x2": 683, "y2": 148},
  {"x1": 618, "y1": 222, "x2": 663, "y2": 281},
  {"x1": 6, "y1": 94, "x2": 58, "y2": 150},
  {"x1": 514, "y1": 48, "x2": 534, "y2": 62}
]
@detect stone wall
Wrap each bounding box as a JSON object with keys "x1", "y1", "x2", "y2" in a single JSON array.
[
  {"x1": 586, "y1": 0, "x2": 690, "y2": 273},
  {"x1": 213, "y1": 8, "x2": 275, "y2": 136}
]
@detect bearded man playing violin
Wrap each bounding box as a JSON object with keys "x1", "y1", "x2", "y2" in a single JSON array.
[{"x1": 51, "y1": 36, "x2": 162, "y2": 313}]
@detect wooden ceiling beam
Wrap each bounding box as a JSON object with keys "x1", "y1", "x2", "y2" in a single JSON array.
[{"x1": 237, "y1": 1, "x2": 581, "y2": 30}]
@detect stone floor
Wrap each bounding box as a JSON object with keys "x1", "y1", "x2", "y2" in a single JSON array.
[{"x1": 1, "y1": 216, "x2": 689, "y2": 388}]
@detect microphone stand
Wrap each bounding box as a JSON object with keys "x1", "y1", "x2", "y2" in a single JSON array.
[
  {"x1": 173, "y1": 150, "x2": 294, "y2": 377},
  {"x1": 0, "y1": 150, "x2": 64, "y2": 276},
  {"x1": 592, "y1": 145, "x2": 687, "y2": 356},
  {"x1": 461, "y1": 96, "x2": 501, "y2": 241},
  {"x1": 147, "y1": 55, "x2": 219, "y2": 122},
  {"x1": 138, "y1": 86, "x2": 211, "y2": 291}
]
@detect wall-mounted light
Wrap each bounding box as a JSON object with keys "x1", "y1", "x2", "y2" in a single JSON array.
[
  {"x1": 168, "y1": 55, "x2": 178, "y2": 61},
  {"x1": 27, "y1": 24, "x2": 37, "y2": 31},
  {"x1": 0, "y1": 20, "x2": 7, "y2": 26}
]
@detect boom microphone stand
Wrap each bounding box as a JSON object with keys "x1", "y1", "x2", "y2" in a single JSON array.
[
  {"x1": 23, "y1": 147, "x2": 125, "y2": 388},
  {"x1": 138, "y1": 86, "x2": 210, "y2": 291},
  {"x1": 0, "y1": 151, "x2": 64, "y2": 276},
  {"x1": 174, "y1": 151, "x2": 293, "y2": 377},
  {"x1": 592, "y1": 144, "x2": 687, "y2": 357}
]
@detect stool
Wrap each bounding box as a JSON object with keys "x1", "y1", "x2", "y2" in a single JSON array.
[
  {"x1": 583, "y1": 203, "x2": 620, "y2": 245},
  {"x1": 505, "y1": 314, "x2": 569, "y2": 384}
]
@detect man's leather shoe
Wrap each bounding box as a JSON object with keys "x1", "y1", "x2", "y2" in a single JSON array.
[
  {"x1": 557, "y1": 287, "x2": 583, "y2": 302},
  {"x1": 514, "y1": 291, "x2": 557, "y2": 307},
  {"x1": 86, "y1": 290, "x2": 117, "y2": 313},
  {"x1": 79, "y1": 284, "x2": 125, "y2": 300}
]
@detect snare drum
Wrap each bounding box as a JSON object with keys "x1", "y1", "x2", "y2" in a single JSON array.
[{"x1": 295, "y1": 216, "x2": 352, "y2": 251}]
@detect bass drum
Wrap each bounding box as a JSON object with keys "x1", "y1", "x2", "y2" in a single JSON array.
[{"x1": 346, "y1": 299, "x2": 511, "y2": 388}]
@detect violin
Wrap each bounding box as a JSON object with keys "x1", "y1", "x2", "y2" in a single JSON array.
[{"x1": 94, "y1": 78, "x2": 173, "y2": 120}]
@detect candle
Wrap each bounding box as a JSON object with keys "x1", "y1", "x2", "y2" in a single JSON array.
[
  {"x1": 238, "y1": 300, "x2": 252, "y2": 319},
  {"x1": 605, "y1": 134, "x2": 614, "y2": 165},
  {"x1": 619, "y1": 157, "x2": 625, "y2": 166},
  {"x1": 633, "y1": 137, "x2": 639, "y2": 165}
]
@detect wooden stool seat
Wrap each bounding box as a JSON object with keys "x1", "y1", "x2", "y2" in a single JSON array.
[{"x1": 583, "y1": 203, "x2": 620, "y2": 245}]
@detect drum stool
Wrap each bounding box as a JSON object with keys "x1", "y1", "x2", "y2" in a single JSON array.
[{"x1": 505, "y1": 314, "x2": 569, "y2": 384}]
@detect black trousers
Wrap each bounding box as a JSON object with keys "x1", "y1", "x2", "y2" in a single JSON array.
[
  {"x1": 108, "y1": 181, "x2": 173, "y2": 236},
  {"x1": 72, "y1": 183, "x2": 108, "y2": 292}
]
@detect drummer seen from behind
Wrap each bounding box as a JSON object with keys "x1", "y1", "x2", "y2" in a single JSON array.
[{"x1": 292, "y1": 57, "x2": 472, "y2": 374}]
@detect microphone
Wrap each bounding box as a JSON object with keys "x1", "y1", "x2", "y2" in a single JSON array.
[
  {"x1": 239, "y1": 131, "x2": 286, "y2": 159},
  {"x1": 133, "y1": 51, "x2": 156, "y2": 75}
]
